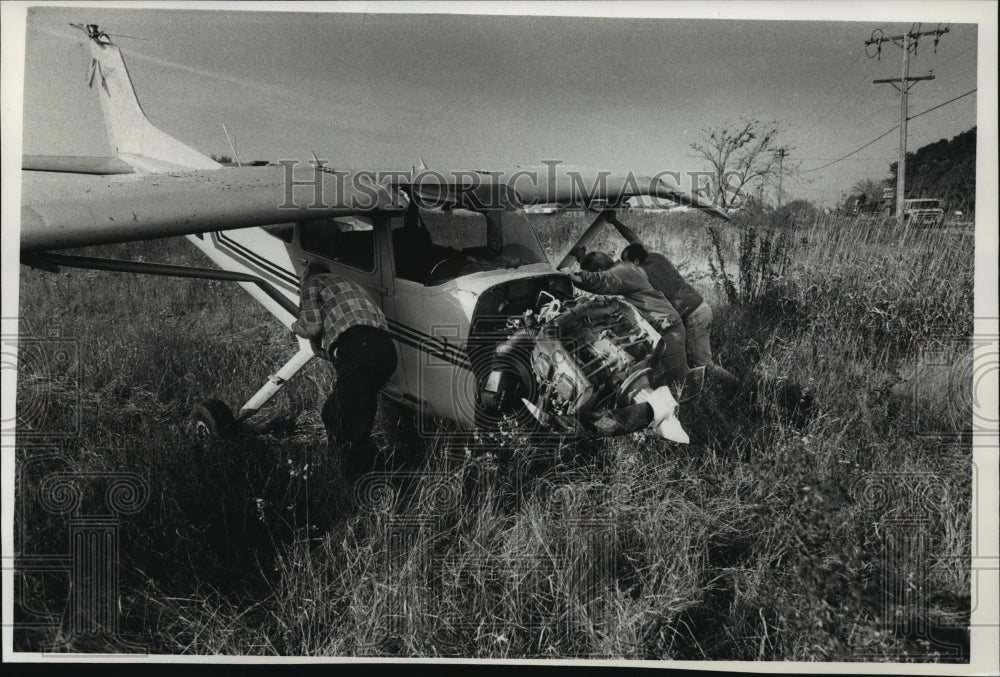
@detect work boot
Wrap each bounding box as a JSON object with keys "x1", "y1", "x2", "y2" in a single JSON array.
[{"x1": 707, "y1": 363, "x2": 742, "y2": 401}]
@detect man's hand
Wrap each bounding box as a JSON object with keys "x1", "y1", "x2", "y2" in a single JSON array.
[
  {"x1": 291, "y1": 320, "x2": 313, "y2": 339},
  {"x1": 291, "y1": 322, "x2": 324, "y2": 356},
  {"x1": 558, "y1": 262, "x2": 583, "y2": 284}
]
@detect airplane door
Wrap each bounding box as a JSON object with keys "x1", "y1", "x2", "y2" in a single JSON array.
[
  {"x1": 371, "y1": 216, "x2": 408, "y2": 400},
  {"x1": 296, "y1": 218, "x2": 386, "y2": 315},
  {"x1": 379, "y1": 215, "x2": 419, "y2": 407},
  {"x1": 381, "y1": 214, "x2": 477, "y2": 425},
  {"x1": 295, "y1": 215, "x2": 407, "y2": 401}
]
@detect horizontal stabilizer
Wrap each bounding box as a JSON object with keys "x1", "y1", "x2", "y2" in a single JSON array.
[{"x1": 23, "y1": 155, "x2": 136, "y2": 175}]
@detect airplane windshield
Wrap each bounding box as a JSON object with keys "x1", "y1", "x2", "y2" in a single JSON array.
[{"x1": 391, "y1": 204, "x2": 548, "y2": 286}]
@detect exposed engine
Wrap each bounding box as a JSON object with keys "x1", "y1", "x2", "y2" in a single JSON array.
[{"x1": 478, "y1": 292, "x2": 690, "y2": 443}]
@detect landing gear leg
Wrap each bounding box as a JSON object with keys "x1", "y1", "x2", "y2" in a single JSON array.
[
  {"x1": 191, "y1": 340, "x2": 318, "y2": 438},
  {"x1": 235, "y1": 341, "x2": 318, "y2": 422}
]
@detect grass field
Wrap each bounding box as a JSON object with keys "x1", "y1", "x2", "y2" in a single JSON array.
[{"x1": 14, "y1": 209, "x2": 974, "y2": 659}]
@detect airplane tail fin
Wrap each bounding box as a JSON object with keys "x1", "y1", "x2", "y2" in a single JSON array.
[{"x1": 79, "y1": 24, "x2": 220, "y2": 172}]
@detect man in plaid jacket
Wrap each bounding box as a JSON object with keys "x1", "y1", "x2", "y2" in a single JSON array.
[{"x1": 292, "y1": 261, "x2": 398, "y2": 484}]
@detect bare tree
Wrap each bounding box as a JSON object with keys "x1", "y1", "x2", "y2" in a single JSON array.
[
  {"x1": 839, "y1": 177, "x2": 889, "y2": 213},
  {"x1": 851, "y1": 177, "x2": 888, "y2": 203},
  {"x1": 689, "y1": 119, "x2": 793, "y2": 209}
]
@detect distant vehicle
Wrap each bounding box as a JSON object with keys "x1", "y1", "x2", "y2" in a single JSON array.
[
  {"x1": 523, "y1": 204, "x2": 565, "y2": 215},
  {"x1": 902, "y1": 198, "x2": 945, "y2": 227},
  {"x1": 852, "y1": 198, "x2": 890, "y2": 220}
]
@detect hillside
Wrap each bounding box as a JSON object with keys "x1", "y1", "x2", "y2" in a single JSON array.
[{"x1": 890, "y1": 127, "x2": 976, "y2": 211}]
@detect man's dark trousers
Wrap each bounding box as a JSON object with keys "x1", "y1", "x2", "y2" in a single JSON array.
[{"x1": 320, "y1": 326, "x2": 398, "y2": 484}]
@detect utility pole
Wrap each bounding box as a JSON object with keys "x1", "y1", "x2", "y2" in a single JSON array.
[
  {"x1": 865, "y1": 24, "x2": 948, "y2": 226},
  {"x1": 775, "y1": 147, "x2": 788, "y2": 208}
]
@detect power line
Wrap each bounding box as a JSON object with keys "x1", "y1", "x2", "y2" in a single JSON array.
[
  {"x1": 797, "y1": 48, "x2": 866, "y2": 124},
  {"x1": 930, "y1": 42, "x2": 977, "y2": 73},
  {"x1": 855, "y1": 101, "x2": 897, "y2": 129},
  {"x1": 801, "y1": 156, "x2": 895, "y2": 161},
  {"x1": 795, "y1": 25, "x2": 964, "y2": 144},
  {"x1": 802, "y1": 87, "x2": 976, "y2": 173},
  {"x1": 803, "y1": 126, "x2": 899, "y2": 172},
  {"x1": 798, "y1": 56, "x2": 879, "y2": 136},
  {"x1": 865, "y1": 24, "x2": 950, "y2": 224},
  {"x1": 908, "y1": 87, "x2": 977, "y2": 121}
]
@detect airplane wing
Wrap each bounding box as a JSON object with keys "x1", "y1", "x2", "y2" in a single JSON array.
[
  {"x1": 18, "y1": 23, "x2": 405, "y2": 254},
  {"x1": 20, "y1": 166, "x2": 406, "y2": 252},
  {"x1": 21, "y1": 23, "x2": 723, "y2": 255},
  {"x1": 510, "y1": 166, "x2": 731, "y2": 221}
]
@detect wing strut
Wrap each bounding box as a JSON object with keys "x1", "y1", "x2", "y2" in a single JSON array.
[
  {"x1": 23, "y1": 251, "x2": 324, "y2": 426},
  {"x1": 556, "y1": 208, "x2": 617, "y2": 268},
  {"x1": 21, "y1": 252, "x2": 299, "y2": 318}
]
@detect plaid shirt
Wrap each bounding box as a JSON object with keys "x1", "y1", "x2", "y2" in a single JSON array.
[{"x1": 292, "y1": 274, "x2": 387, "y2": 352}]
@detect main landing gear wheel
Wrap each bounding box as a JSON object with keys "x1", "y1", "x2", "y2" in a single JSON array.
[{"x1": 191, "y1": 398, "x2": 236, "y2": 440}]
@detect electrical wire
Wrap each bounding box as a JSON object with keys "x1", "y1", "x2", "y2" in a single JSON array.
[
  {"x1": 908, "y1": 88, "x2": 977, "y2": 120},
  {"x1": 798, "y1": 55, "x2": 878, "y2": 136},
  {"x1": 930, "y1": 43, "x2": 976, "y2": 73},
  {"x1": 803, "y1": 126, "x2": 899, "y2": 173},
  {"x1": 800, "y1": 156, "x2": 895, "y2": 161},
  {"x1": 803, "y1": 87, "x2": 977, "y2": 173},
  {"x1": 800, "y1": 48, "x2": 866, "y2": 120}
]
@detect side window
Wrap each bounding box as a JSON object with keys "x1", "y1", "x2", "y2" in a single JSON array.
[
  {"x1": 300, "y1": 216, "x2": 375, "y2": 272},
  {"x1": 390, "y1": 215, "x2": 435, "y2": 283}
]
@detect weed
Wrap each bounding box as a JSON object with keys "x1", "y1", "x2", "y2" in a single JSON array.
[{"x1": 14, "y1": 212, "x2": 973, "y2": 659}]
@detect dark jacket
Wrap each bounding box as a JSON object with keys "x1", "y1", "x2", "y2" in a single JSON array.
[
  {"x1": 575, "y1": 262, "x2": 681, "y2": 329},
  {"x1": 640, "y1": 252, "x2": 704, "y2": 319}
]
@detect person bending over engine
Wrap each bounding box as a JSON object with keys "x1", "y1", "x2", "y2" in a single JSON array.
[
  {"x1": 562, "y1": 251, "x2": 689, "y2": 384},
  {"x1": 613, "y1": 221, "x2": 739, "y2": 390}
]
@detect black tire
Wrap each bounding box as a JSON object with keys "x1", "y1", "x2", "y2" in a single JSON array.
[{"x1": 192, "y1": 398, "x2": 236, "y2": 440}]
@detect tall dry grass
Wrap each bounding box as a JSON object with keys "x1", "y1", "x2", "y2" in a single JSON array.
[{"x1": 14, "y1": 211, "x2": 973, "y2": 659}]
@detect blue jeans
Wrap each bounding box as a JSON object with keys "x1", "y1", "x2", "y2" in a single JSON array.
[
  {"x1": 684, "y1": 302, "x2": 714, "y2": 367},
  {"x1": 656, "y1": 321, "x2": 690, "y2": 384},
  {"x1": 685, "y1": 302, "x2": 740, "y2": 389}
]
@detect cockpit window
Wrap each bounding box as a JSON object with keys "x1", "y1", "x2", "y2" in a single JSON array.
[
  {"x1": 391, "y1": 200, "x2": 547, "y2": 286},
  {"x1": 300, "y1": 216, "x2": 375, "y2": 272}
]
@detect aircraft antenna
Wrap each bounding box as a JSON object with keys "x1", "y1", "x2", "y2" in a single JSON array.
[
  {"x1": 221, "y1": 123, "x2": 242, "y2": 167},
  {"x1": 105, "y1": 33, "x2": 149, "y2": 41}
]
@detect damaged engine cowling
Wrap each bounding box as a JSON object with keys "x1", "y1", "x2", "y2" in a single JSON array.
[{"x1": 480, "y1": 295, "x2": 690, "y2": 442}]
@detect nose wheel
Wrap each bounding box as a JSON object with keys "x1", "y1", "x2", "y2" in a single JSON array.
[{"x1": 191, "y1": 398, "x2": 236, "y2": 440}]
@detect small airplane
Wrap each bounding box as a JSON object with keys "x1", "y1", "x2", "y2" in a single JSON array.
[{"x1": 20, "y1": 24, "x2": 730, "y2": 444}]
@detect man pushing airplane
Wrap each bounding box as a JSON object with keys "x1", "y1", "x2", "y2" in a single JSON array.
[
  {"x1": 291, "y1": 262, "x2": 399, "y2": 485},
  {"x1": 562, "y1": 220, "x2": 739, "y2": 394}
]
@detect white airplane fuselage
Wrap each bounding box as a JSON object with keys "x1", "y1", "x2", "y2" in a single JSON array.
[{"x1": 186, "y1": 219, "x2": 559, "y2": 427}]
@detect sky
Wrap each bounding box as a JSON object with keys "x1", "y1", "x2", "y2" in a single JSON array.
[{"x1": 11, "y1": 3, "x2": 990, "y2": 208}]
